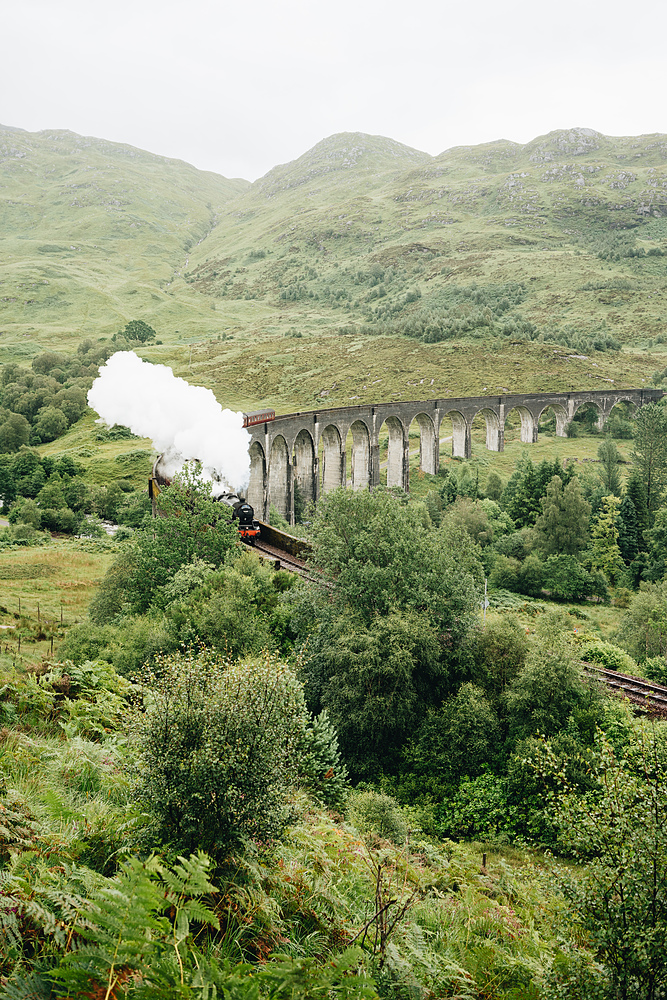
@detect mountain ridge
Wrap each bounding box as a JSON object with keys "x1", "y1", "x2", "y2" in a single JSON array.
[{"x1": 1, "y1": 123, "x2": 667, "y2": 411}]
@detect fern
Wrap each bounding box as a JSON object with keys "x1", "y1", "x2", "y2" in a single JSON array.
[
  {"x1": 50, "y1": 852, "x2": 221, "y2": 998},
  {"x1": 0, "y1": 971, "x2": 53, "y2": 1000}
]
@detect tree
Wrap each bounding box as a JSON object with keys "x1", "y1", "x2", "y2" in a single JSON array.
[
  {"x1": 590, "y1": 494, "x2": 625, "y2": 585},
  {"x1": 532, "y1": 475, "x2": 591, "y2": 556},
  {"x1": 597, "y1": 437, "x2": 622, "y2": 496},
  {"x1": 119, "y1": 466, "x2": 237, "y2": 613},
  {"x1": 303, "y1": 609, "x2": 442, "y2": 779},
  {"x1": 618, "y1": 493, "x2": 640, "y2": 564},
  {"x1": 502, "y1": 456, "x2": 575, "y2": 528},
  {"x1": 632, "y1": 401, "x2": 667, "y2": 523},
  {"x1": 308, "y1": 486, "x2": 482, "y2": 627},
  {"x1": 644, "y1": 507, "x2": 667, "y2": 581},
  {"x1": 505, "y1": 611, "x2": 593, "y2": 741},
  {"x1": 617, "y1": 580, "x2": 667, "y2": 661},
  {"x1": 122, "y1": 319, "x2": 157, "y2": 343},
  {"x1": 32, "y1": 405, "x2": 68, "y2": 443},
  {"x1": 405, "y1": 683, "x2": 501, "y2": 791},
  {"x1": 0, "y1": 412, "x2": 30, "y2": 453},
  {"x1": 485, "y1": 471, "x2": 503, "y2": 501},
  {"x1": 475, "y1": 615, "x2": 529, "y2": 695},
  {"x1": 137, "y1": 652, "x2": 308, "y2": 855},
  {"x1": 557, "y1": 732, "x2": 667, "y2": 1000},
  {"x1": 0, "y1": 456, "x2": 17, "y2": 511},
  {"x1": 543, "y1": 554, "x2": 608, "y2": 602}
]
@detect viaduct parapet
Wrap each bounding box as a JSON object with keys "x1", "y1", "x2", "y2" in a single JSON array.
[{"x1": 246, "y1": 388, "x2": 664, "y2": 524}]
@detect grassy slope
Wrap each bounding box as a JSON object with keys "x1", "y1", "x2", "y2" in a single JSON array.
[
  {"x1": 2, "y1": 125, "x2": 667, "y2": 413},
  {"x1": 0, "y1": 124, "x2": 248, "y2": 357}
]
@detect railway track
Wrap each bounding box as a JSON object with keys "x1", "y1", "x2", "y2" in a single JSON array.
[
  {"x1": 252, "y1": 539, "x2": 313, "y2": 579},
  {"x1": 584, "y1": 662, "x2": 667, "y2": 715}
]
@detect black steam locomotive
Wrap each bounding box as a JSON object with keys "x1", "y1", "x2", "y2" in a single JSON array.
[
  {"x1": 149, "y1": 457, "x2": 261, "y2": 544},
  {"x1": 217, "y1": 493, "x2": 261, "y2": 543}
]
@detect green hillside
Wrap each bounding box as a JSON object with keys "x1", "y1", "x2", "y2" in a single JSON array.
[
  {"x1": 2, "y1": 125, "x2": 667, "y2": 409},
  {"x1": 0, "y1": 124, "x2": 248, "y2": 358}
]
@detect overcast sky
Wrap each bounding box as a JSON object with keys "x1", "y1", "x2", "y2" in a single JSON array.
[{"x1": 4, "y1": 0, "x2": 667, "y2": 181}]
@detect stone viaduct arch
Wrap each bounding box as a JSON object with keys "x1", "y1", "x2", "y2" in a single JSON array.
[{"x1": 246, "y1": 388, "x2": 664, "y2": 523}]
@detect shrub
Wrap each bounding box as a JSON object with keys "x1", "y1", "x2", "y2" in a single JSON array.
[
  {"x1": 435, "y1": 774, "x2": 514, "y2": 842},
  {"x1": 347, "y1": 790, "x2": 408, "y2": 844},
  {"x1": 137, "y1": 652, "x2": 309, "y2": 854},
  {"x1": 580, "y1": 640, "x2": 639, "y2": 676},
  {"x1": 543, "y1": 554, "x2": 608, "y2": 602},
  {"x1": 617, "y1": 580, "x2": 667, "y2": 661},
  {"x1": 489, "y1": 554, "x2": 520, "y2": 591},
  {"x1": 644, "y1": 656, "x2": 667, "y2": 685},
  {"x1": 405, "y1": 684, "x2": 501, "y2": 793}
]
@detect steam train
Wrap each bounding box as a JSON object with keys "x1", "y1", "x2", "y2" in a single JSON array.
[
  {"x1": 149, "y1": 463, "x2": 262, "y2": 543},
  {"x1": 216, "y1": 493, "x2": 261, "y2": 543}
]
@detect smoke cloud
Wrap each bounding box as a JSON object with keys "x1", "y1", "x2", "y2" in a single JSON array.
[{"x1": 88, "y1": 351, "x2": 251, "y2": 493}]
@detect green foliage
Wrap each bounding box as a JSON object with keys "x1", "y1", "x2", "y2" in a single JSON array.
[
  {"x1": 137, "y1": 651, "x2": 309, "y2": 854},
  {"x1": 596, "y1": 437, "x2": 622, "y2": 496},
  {"x1": 302, "y1": 609, "x2": 443, "y2": 780},
  {"x1": 475, "y1": 616, "x2": 530, "y2": 695},
  {"x1": 580, "y1": 640, "x2": 639, "y2": 675},
  {"x1": 643, "y1": 655, "x2": 667, "y2": 685},
  {"x1": 50, "y1": 851, "x2": 220, "y2": 997},
  {"x1": 632, "y1": 401, "x2": 667, "y2": 523},
  {"x1": 165, "y1": 551, "x2": 289, "y2": 657},
  {"x1": 557, "y1": 732, "x2": 667, "y2": 1000},
  {"x1": 98, "y1": 468, "x2": 237, "y2": 616},
  {"x1": 120, "y1": 319, "x2": 157, "y2": 343},
  {"x1": 298, "y1": 710, "x2": 349, "y2": 812},
  {"x1": 405, "y1": 683, "x2": 501, "y2": 794},
  {"x1": 589, "y1": 494, "x2": 625, "y2": 585},
  {"x1": 0, "y1": 413, "x2": 30, "y2": 453},
  {"x1": 347, "y1": 790, "x2": 408, "y2": 845},
  {"x1": 643, "y1": 505, "x2": 667, "y2": 580},
  {"x1": 543, "y1": 555, "x2": 608, "y2": 602},
  {"x1": 504, "y1": 612, "x2": 598, "y2": 741},
  {"x1": 435, "y1": 773, "x2": 514, "y2": 842},
  {"x1": 533, "y1": 476, "x2": 591, "y2": 556},
  {"x1": 88, "y1": 548, "x2": 140, "y2": 623},
  {"x1": 308, "y1": 486, "x2": 483, "y2": 626},
  {"x1": 501, "y1": 457, "x2": 575, "y2": 529},
  {"x1": 617, "y1": 492, "x2": 640, "y2": 564},
  {"x1": 616, "y1": 580, "x2": 667, "y2": 661},
  {"x1": 0, "y1": 342, "x2": 111, "y2": 454}
]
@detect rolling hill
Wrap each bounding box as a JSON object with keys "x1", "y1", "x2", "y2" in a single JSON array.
[{"x1": 2, "y1": 124, "x2": 667, "y2": 410}]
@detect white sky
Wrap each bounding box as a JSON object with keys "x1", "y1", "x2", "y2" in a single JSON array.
[{"x1": 4, "y1": 0, "x2": 667, "y2": 181}]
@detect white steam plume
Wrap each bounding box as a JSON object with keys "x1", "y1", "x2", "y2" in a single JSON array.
[{"x1": 88, "y1": 351, "x2": 251, "y2": 494}]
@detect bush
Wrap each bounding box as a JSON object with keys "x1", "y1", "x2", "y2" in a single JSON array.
[
  {"x1": 543, "y1": 554, "x2": 608, "y2": 602},
  {"x1": 617, "y1": 581, "x2": 667, "y2": 661},
  {"x1": 137, "y1": 651, "x2": 309, "y2": 854},
  {"x1": 644, "y1": 656, "x2": 667, "y2": 685},
  {"x1": 405, "y1": 683, "x2": 501, "y2": 791},
  {"x1": 489, "y1": 554, "x2": 520, "y2": 591},
  {"x1": 580, "y1": 640, "x2": 639, "y2": 676},
  {"x1": 435, "y1": 774, "x2": 514, "y2": 842},
  {"x1": 347, "y1": 790, "x2": 408, "y2": 844}
]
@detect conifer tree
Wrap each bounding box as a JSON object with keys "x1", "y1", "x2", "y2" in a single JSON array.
[
  {"x1": 626, "y1": 469, "x2": 649, "y2": 547},
  {"x1": 632, "y1": 402, "x2": 667, "y2": 523},
  {"x1": 597, "y1": 437, "x2": 622, "y2": 496},
  {"x1": 618, "y1": 493, "x2": 639, "y2": 563},
  {"x1": 533, "y1": 475, "x2": 591, "y2": 556}
]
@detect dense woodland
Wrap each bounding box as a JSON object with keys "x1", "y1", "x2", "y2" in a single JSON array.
[{"x1": 2, "y1": 385, "x2": 667, "y2": 998}]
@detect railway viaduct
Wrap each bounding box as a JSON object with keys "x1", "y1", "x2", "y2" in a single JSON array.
[{"x1": 246, "y1": 387, "x2": 664, "y2": 524}]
